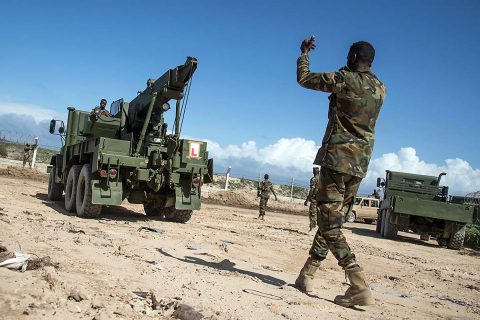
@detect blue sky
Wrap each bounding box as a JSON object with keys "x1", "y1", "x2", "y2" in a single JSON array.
[{"x1": 0, "y1": 1, "x2": 479, "y2": 193}]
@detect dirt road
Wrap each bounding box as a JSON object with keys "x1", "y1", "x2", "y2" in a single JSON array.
[{"x1": 1, "y1": 176, "x2": 479, "y2": 319}]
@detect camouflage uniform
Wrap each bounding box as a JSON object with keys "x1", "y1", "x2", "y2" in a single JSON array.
[
  {"x1": 23, "y1": 144, "x2": 34, "y2": 168},
  {"x1": 258, "y1": 179, "x2": 276, "y2": 219},
  {"x1": 297, "y1": 52, "x2": 386, "y2": 268},
  {"x1": 307, "y1": 173, "x2": 320, "y2": 230}
]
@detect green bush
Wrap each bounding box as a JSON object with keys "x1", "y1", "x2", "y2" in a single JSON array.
[
  {"x1": 0, "y1": 143, "x2": 7, "y2": 158},
  {"x1": 464, "y1": 224, "x2": 480, "y2": 250}
]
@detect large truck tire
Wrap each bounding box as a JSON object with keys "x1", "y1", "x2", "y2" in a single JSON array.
[
  {"x1": 384, "y1": 210, "x2": 398, "y2": 239},
  {"x1": 447, "y1": 226, "x2": 466, "y2": 250},
  {"x1": 76, "y1": 164, "x2": 102, "y2": 218},
  {"x1": 165, "y1": 209, "x2": 193, "y2": 223},
  {"x1": 65, "y1": 165, "x2": 82, "y2": 212},
  {"x1": 47, "y1": 166, "x2": 63, "y2": 201}
]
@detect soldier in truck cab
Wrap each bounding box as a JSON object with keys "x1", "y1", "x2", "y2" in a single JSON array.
[{"x1": 98, "y1": 98, "x2": 110, "y2": 116}]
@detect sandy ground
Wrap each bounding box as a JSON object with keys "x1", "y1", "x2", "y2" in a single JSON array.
[{"x1": 1, "y1": 174, "x2": 479, "y2": 319}]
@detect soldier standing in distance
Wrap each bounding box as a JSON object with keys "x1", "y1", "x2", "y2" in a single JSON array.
[
  {"x1": 371, "y1": 189, "x2": 381, "y2": 199},
  {"x1": 294, "y1": 37, "x2": 386, "y2": 307},
  {"x1": 257, "y1": 174, "x2": 278, "y2": 220},
  {"x1": 23, "y1": 143, "x2": 36, "y2": 168},
  {"x1": 304, "y1": 167, "x2": 320, "y2": 231}
]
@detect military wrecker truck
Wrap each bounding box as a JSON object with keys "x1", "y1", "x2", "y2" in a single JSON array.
[
  {"x1": 376, "y1": 171, "x2": 475, "y2": 249},
  {"x1": 47, "y1": 57, "x2": 213, "y2": 223}
]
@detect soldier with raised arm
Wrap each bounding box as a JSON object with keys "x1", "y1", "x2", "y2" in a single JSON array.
[{"x1": 294, "y1": 37, "x2": 386, "y2": 307}]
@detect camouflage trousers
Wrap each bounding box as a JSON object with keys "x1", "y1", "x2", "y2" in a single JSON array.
[
  {"x1": 308, "y1": 202, "x2": 317, "y2": 227},
  {"x1": 259, "y1": 195, "x2": 270, "y2": 216},
  {"x1": 309, "y1": 167, "x2": 362, "y2": 269},
  {"x1": 23, "y1": 156, "x2": 31, "y2": 168}
]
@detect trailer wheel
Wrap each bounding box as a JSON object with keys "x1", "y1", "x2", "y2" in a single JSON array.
[
  {"x1": 47, "y1": 166, "x2": 63, "y2": 201},
  {"x1": 65, "y1": 165, "x2": 82, "y2": 212},
  {"x1": 384, "y1": 210, "x2": 398, "y2": 239},
  {"x1": 447, "y1": 227, "x2": 466, "y2": 250},
  {"x1": 165, "y1": 209, "x2": 193, "y2": 223},
  {"x1": 76, "y1": 164, "x2": 102, "y2": 218},
  {"x1": 346, "y1": 211, "x2": 356, "y2": 223}
]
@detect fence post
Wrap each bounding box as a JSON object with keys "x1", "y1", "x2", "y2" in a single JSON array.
[
  {"x1": 290, "y1": 177, "x2": 295, "y2": 201},
  {"x1": 224, "y1": 166, "x2": 232, "y2": 191},
  {"x1": 31, "y1": 137, "x2": 39, "y2": 169}
]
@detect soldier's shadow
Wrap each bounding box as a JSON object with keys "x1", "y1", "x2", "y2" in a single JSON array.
[{"x1": 157, "y1": 248, "x2": 286, "y2": 287}]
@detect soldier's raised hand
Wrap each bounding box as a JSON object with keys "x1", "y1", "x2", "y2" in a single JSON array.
[{"x1": 300, "y1": 36, "x2": 316, "y2": 54}]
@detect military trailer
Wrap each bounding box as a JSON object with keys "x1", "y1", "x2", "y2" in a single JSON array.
[
  {"x1": 47, "y1": 57, "x2": 213, "y2": 223},
  {"x1": 376, "y1": 171, "x2": 475, "y2": 249}
]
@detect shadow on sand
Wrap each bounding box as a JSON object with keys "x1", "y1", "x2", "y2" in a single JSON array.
[
  {"x1": 34, "y1": 192, "x2": 164, "y2": 223},
  {"x1": 157, "y1": 248, "x2": 286, "y2": 287}
]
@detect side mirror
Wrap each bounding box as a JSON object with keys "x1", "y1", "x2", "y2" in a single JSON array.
[
  {"x1": 58, "y1": 125, "x2": 65, "y2": 134},
  {"x1": 376, "y1": 178, "x2": 385, "y2": 188},
  {"x1": 49, "y1": 119, "x2": 56, "y2": 134}
]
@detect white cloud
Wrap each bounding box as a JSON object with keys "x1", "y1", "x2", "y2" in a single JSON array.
[
  {"x1": 206, "y1": 139, "x2": 480, "y2": 195},
  {"x1": 206, "y1": 138, "x2": 317, "y2": 172},
  {"x1": 0, "y1": 98, "x2": 61, "y2": 122}
]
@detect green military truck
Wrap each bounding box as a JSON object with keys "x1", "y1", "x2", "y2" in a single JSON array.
[
  {"x1": 376, "y1": 171, "x2": 475, "y2": 249},
  {"x1": 47, "y1": 57, "x2": 213, "y2": 223}
]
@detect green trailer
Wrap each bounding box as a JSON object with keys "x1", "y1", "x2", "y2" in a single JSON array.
[
  {"x1": 47, "y1": 57, "x2": 213, "y2": 223},
  {"x1": 376, "y1": 170, "x2": 475, "y2": 249}
]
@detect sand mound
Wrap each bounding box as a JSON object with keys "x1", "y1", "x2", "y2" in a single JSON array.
[
  {"x1": 0, "y1": 166, "x2": 49, "y2": 183},
  {"x1": 202, "y1": 188, "x2": 306, "y2": 216}
]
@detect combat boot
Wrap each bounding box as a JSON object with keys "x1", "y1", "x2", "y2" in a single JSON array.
[
  {"x1": 294, "y1": 257, "x2": 321, "y2": 292},
  {"x1": 334, "y1": 266, "x2": 374, "y2": 307}
]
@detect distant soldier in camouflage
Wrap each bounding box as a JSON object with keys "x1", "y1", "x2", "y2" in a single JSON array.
[
  {"x1": 304, "y1": 167, "x2": 320, "y2": 231},
  {"x1": 23, "y1": 143, "x2": 36, "y2": 168},
  {"x1": 371, "y1": 189, "x2": 381, "y2": 200},
  {"x1": 257, "y1": 174, "x2": 278, "y2": 220},
  {"x1": 294, "y1": 37, "x2": 386, "y2": 307}
]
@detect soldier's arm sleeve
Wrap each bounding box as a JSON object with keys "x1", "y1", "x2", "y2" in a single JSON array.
[{"x1": 297, "y1": 54, "x2": 344, "y2": 93}]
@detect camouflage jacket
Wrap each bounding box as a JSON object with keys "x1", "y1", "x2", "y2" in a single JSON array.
[
  {"x1": 297, "y1": 53, "x2": 386, "y2": 178},
  {"x1": 260, "y1": 180, "x2": 275, "y2": 197},
  {"x1": 307, "y1": 174, "x2": 320, "y2": 201}
]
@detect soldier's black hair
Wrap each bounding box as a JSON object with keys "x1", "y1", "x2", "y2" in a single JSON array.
[
  {"x1": 349, "y1": 41, "x2": 375, "y2": 66},
  {"x1": 264, "y1": 174, "x2": 269, "y2": 180}
]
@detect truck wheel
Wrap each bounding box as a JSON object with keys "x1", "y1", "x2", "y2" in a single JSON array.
[
  {"x1": 48, "y1": 166, "x2": 63, "y2": 201},
  {"x1": 143, "y1": 202, "x2": 164, "y2": 216},
  {"x1": 447, "y1": 227, "x2": 466, "y2": 250},
  {"x1": 364, "y1": 219, "x2": 374, "y2": 224},
  {"x1": 165, "y1": 209, "x2": 193, "y2": 223},
  {"x1": 380, "y1": 210, "x2": 386, "y2": 237},
  {"x1": 384, "y1": 210, "x2": 398, "y2": 239},
  {"x1": 375, "y1": 211, "x2": 382, "y2": 233},
  {"x1": 65, "y1": 165, "x2": 82, "y2": 212},
  {"x1": 76, "y1": 164, "x2": 102, "y2": 218},
  {"x1": 346, "y1": 211, "x2": 356, "y2": 223},
  {"x1": 437, "y1": 238, "x2": 448, "y2": 247}
]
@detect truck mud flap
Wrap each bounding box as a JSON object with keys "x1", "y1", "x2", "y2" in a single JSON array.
[
  {"x1": 92, "y1": 180, "x2": 123, "y2": 205},
  {"x1": 175, "y1": 186, "x2": 201, "y2": 210}
]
